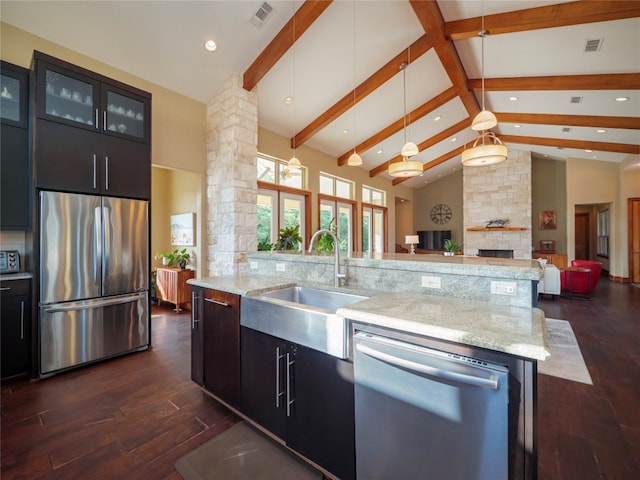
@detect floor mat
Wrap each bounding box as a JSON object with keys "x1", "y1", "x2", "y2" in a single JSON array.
[
  {"x1": 539, "y1": 318, "x2": 592, "y2": 385},
  {"x1": 175, "y1": 421, "x2": 323, "y2": 480}
]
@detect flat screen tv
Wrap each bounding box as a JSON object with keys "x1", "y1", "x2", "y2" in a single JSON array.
[{"x1": 417, "y1": 230, "x2": 451, "y2": 251}]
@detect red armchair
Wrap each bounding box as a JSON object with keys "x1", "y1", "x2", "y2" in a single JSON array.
[{"x1": 560, "y1": 259, "x2": 602, "y2": 296}]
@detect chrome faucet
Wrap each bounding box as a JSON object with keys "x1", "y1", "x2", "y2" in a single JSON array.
[{"x1": 308, "y1": 229, "x2": 346, "y2": 287}]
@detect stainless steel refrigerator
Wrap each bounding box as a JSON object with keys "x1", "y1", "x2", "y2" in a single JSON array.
[{"x1": 39, "y1": 191, "x2": 149, "y2": 376}]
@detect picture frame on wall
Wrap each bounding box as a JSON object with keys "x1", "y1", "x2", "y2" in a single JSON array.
[
  {"x1": 171, "y1": 212, "x2": 195, "y2": 246},
  {"x1": 539, "y1": 210, "x2": 556, "y2": 230}
]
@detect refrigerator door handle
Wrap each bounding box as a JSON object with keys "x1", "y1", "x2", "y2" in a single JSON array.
[
  {"x1": 43, "y1": 294, "x2": 141, "y2": 313},
  {"x1": 355, "y1": 342, "x2": 499, "y2": 390},
  {"x1": 94, "y1": 206, "x2": 102, "y2": 287},
  {"x1": 102, "y1": 205, "x2": 110, "y2": 275}
]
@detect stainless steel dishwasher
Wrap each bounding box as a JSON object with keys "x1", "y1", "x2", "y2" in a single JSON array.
[{"x1": 353, "y1": 331, "x2": 509, "y2": 480}]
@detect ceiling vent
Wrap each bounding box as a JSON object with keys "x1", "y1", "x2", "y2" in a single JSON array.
[
  {"x1": 562, "y1": 127, "x2": 571, "y2": 133},
  {"x1": 584, "y1": 38, "x2": 603, "y2": 52},
  {"x1": 250, "y1": 2, "x2": 274, "y2": 28},
  {"x1": 570, "y1": 96, "x2": 583, "y2": 104}
]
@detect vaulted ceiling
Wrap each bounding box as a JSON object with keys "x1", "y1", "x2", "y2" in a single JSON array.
[{"x1": 2, "y1": 1, "x2": 639, "y2": 188}]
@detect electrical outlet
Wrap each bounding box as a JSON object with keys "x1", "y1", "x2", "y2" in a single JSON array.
[
  {"x1": 276, "y1": 263, "x2": 286, "y2": 272},
  {"x1": 421, "y1": 275, "x2": 441, "y2": 289},
  {"x1": 491, "y1": 281, "x2": 517, "y2": 296},
  {"x1": 249, "y1": 261, "x2": 258, "y2": 270}
]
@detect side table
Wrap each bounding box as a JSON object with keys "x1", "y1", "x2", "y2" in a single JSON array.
[
  {"x1": 156, "y1": 267, "x2": 195, "y2": 311},
  {"x1": 561, "y1": 267, "x2": 592, "y2": 300}
]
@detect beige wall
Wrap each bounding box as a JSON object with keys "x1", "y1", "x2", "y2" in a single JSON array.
[
  {"x1": 532, "y1": 157, "x2": 567, "y2": 253},
  {"x1": 413, "y1": 170, "x2": 464, "y2": 245},
  {"x1": 257, "y1": 127, "x2": 414, "y2": 250},
  {"x1": 151, "y1": 167, "x2": 202, "y2": 274}
]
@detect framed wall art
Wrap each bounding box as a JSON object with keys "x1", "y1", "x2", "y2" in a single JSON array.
[
  {"x1": 171, "y1": 212, "x2": 195, "y2": 246},
  {"x1": 539, "y1": 210, "x2": 556, "y2": 230}
]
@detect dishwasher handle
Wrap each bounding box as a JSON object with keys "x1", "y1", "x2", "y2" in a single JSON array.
[{"x1": 355, "y1": 342, "x2": 499, "y2": 390}]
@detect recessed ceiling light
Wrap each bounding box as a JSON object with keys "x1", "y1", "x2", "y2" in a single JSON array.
[
  {"x1": 342, "y1": 129, "x2": 349, "y2": 135},
  {"x1": 204, "y1": 39, "x2": 218, "y2": 52},
  {"x1": 514, "y1": 124, "x2": 521, "y2": 128},
  {"x1": 434, "y1": 115, "x2": 441, "y2": 122},
  {"x1": 592, "y1": 155, "x2": 599, "y2": 159},
  {"x1": 585, "y1": 149, "x2": 593, "y2": 152},
  {"x1": 509, "y1": 96, "x2": 519, "y2": 101},
  {"x1": 283, "y1": 96, "x2": 294, "y2": 105},
  {"x1": 450, "y1": 137, "x2": 457, "y2": 142},
  {"x1": 376, "y1": 149, "x2": 383, "y2": 154},
  {"x1": 596, "y1": 129, "x2": 607, "y2": 133},
  {"x1": 615, "y1": 96, "x2": 629, "y2": 102}
]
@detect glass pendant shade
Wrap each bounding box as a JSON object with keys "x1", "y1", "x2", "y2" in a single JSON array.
[
  {"x1": 288, "y1": 156, "x2": 301, "y2": 169},
  {"x1": 471, "y1": 109, "x2": 498, "y2": 131},
  {"x1": 401, "y1": 141, "x2": 419, "y2": 157},
  {"x1": 388, "y1": 159, "x2": 423, "y2": 177},
  {"x1": 461, "y1": 132, "x2": 508, "y2": 166},
  {"x1": 347, "y1": 151, "x2": 363, "y2": 166}
]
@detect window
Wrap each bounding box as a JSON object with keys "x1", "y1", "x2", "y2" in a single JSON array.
[
  {"x1": 362, "y1": 204, "x2": 387, "y2": 254},
  {"x1": 258, "y1": 187, "x2": 308, "y2": 251},
  {"x1": 319, "y1": 172, "x2": 354, "y2": 200},
  {"x1": 257, "y1": 154, "x2": 306, "y2": 190},
  {"x1": 318, "y1": 195, "x2": 355, "y2": 254},
  {"x1": 597, "y1": 208, "x2": 609, "y2": 257},
  {"x1": 362, "y1": 185, "x2": 386, "y2": 206}
]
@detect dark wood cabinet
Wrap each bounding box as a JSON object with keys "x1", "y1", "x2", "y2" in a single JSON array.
[
  {"x1": 31, "y1": 52, "x2": 151, "y2": 199},
  {"x1": 191, "y1": 286, "x2": 204, "y2": 385},
  {"x1": 1, "y1": 61, "x2": 31, "y2": 230},
  {"x1": 240, "y1": 326, "x2": 356, "y2": 480},
  {"x1": 190, "y1": 286, "x2": 241, "y2": 408},
  {"x1": 0, "y1": 279, "x2": 32, "y2": 379}
]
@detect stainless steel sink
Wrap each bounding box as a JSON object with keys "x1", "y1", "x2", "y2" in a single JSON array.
[{"x1": 241, "y1": 286, "x2": 368, "y2": 359}]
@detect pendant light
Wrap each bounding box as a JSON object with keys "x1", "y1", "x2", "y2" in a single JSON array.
[
  {"x1": 347, "y1": 0, "x2": 362, "y2": 167},
  {"x1": 288, "y1": 2, "x2": 302, "y2": 170},
  {"x1": 388, "y1": 62, "x2": 422, "y2": 177},
  {"x1": 462, "y1": 2, "x2": 507, "y2": 166}
]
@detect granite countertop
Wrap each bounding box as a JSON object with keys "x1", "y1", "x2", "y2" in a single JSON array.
[
  {"x1": 338, "y1": 293, "x2": 550, "y2": 361},
  {"x1": 187, "y1": 274, "x2": 550, "y2": 361},
  {"x1": 0, "y1": 272, "x2": 33, "y2": 281}
]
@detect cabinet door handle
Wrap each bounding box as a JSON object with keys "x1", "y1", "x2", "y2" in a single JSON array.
[
  {"x1": 191, "y1": 291, "x2": 200, "y2": 329},
  {"x1": 20, "y1": 300, "x2": 25, "y2": 340},
  {"x1": 0, "y1": 287, "x2": 11, "y2": 291},
  {"x1": 95, "y1": 109, "x2": 99, "y2": 129},
  {"x1": 275, "y1": 347, "x2": 285, "y2": 408},
  {"x1": 104, "y1": 156, "x2": 109, "y2": 190},
  {"x1": 92, "y1": 154, "x2": 97, "y2": 189},
  {"x1": 286, "y1": 352, "x2": 295, "y2": 417},
  {"x1": 204, "y1": 298, "x2": 229, "y2": 307},
  {"x1": 103, "y1": 110, "x2": 107, "y2": 131}
]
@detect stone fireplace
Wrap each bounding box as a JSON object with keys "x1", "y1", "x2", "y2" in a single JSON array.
[{"x1": 463, "y1": 149, "x2": 532, "y2": 259}]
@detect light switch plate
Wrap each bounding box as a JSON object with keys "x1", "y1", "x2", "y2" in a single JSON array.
[
  {"x1": 250, "y1": 261, "x2": 258, "y2": 270},
  {"x1": 491, "y1": 281, "x2": 517, "y2": 295},
  {"x1": 421, "y1": 275, "x2": 441, "y2": 289},
  {"x1": 276, "y1": 263, "x2": 286, "y2": 272}
]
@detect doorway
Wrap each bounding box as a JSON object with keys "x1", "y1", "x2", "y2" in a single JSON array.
[
  {"x1": 575, "y1": 212, "x2": 590, "y2": 260},
  {"x1": 629, "y1": 197, "x2": 640, "y2": 284}
]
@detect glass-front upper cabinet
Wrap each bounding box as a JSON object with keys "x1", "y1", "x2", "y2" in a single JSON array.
[
  {"x1": 34, "y1": 53, "x2": 150, "y2": 144},
  {"x1": 1, "y1": 61, "x2": 29, "y2": 128}
]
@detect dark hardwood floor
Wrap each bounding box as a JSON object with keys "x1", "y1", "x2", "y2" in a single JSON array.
[{"x1": 1, "y1": 279, "x2": 639, "y2": 479}]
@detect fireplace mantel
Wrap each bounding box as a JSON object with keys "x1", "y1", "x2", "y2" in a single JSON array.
[{"x1": 467, "y1": 227, "x2": 527, "y2": 231}]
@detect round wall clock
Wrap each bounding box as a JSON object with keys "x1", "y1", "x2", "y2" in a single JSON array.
[{"x1": 430, "y1": 203, "x2": 452, "y2": 224}]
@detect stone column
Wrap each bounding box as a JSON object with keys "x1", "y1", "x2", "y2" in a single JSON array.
[{"x1": 206, "y1": 73, "x2": 258, "y2": 276}]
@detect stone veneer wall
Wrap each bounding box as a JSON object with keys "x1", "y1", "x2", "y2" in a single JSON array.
[
  {"x1": 463, "y1": 149, "x2": 532, "y2": 259},
  {"x1": 206, "y1": 74, "x2": 258, "y2": 276}
]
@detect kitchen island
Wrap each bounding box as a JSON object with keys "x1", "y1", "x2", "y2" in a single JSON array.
[{"x1": 188, "y1": 255, "x2": 548, "y2": 479}]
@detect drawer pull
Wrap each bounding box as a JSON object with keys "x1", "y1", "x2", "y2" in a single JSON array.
[
  {"x1": 204, "y1": 298, "x2": 229, "y2": 307},
  {"x1": 0, "y1": 287, "x2": 11, "y2": 291}
]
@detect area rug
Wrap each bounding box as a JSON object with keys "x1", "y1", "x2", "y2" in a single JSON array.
[
  {"x1": 539, "y1": 318, "x2": 593, "y2": 385},
  {"x1": 175, "y1": 421, "x2": 322, "y2": 480}
]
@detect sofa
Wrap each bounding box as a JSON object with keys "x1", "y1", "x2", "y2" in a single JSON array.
[
  {"x1": 537, "y1": 259, "x2": 561, "y2": 299},
  {"x1": 560, "y1": 259, "x2": 602, "y2": 296}
]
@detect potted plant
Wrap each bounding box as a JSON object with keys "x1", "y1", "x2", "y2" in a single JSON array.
[
  {"x1": 443, "y1": 239, "x2": 463, "y2": 256},
  {"x1": 156, "y1": 248, "x2": 191, "y2": 268},
  {"x1": 274, "y1": 225, "x2": 302, "y2": 251},
  {"x1": 313, "y1": 217, "x2": 338, "y2": 252}
]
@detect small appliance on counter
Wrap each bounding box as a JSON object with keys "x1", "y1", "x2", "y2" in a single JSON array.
[{"x1": 0, "y1": 250, "x2": 20, "y2": 273}]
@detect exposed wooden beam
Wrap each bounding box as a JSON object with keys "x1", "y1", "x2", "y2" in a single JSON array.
[
  {"x1": 243, "y1": 1, "x2": 332, "y2": 91},
  {"x1": 446, "y1": 1, "x2": 640, "y2": 40},
  {"x1": 468, "y1": 74, "x2": 640, "y2": 91},
  {"x1": 392, "y1": 146, "x2": 465, "y2": 186},
  {"x1": 337, "y1": 87, "x2": 457, "y2": 166},
  {"x1": 496, "y1": 113, "x2": 640, "y2": 130},
  {"x1": 293, "y1": 34, "x2": 434, "y2": 149},
  {"x1": 500, "y1": 134, "x2": 640, "y2": 155}
]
